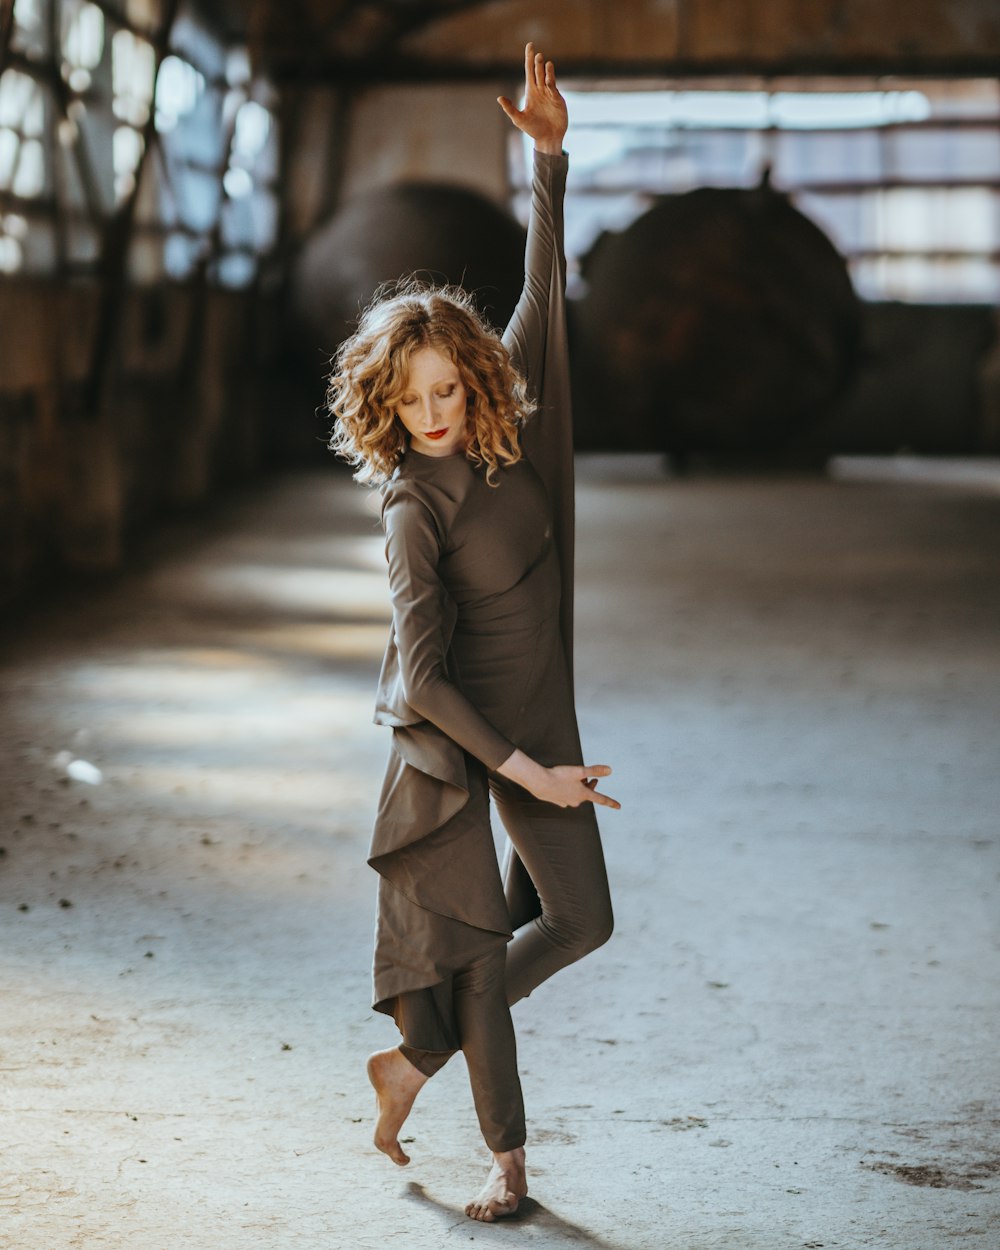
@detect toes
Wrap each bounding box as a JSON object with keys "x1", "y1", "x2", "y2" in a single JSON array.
[{"x1": 373, "y1": 1134, "x2": 409, "y2": 1166}]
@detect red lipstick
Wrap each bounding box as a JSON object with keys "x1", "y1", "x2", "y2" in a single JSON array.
[{"x1": 424, "y1": 429, "x2": 448, "y2": 440}]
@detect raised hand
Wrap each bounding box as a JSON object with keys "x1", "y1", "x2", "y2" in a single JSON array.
[{"x1": 497, "y1": 41, "x2": 568, "y2": 156}]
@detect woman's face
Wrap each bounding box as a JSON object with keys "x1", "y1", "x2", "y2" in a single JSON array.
[{"x1": 394, "y1": 345, "x2": 469, "y2": 457}]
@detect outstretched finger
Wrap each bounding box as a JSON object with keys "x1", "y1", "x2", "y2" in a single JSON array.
[
  {"x1": 581, "y1": 764, "x2": 613, "y2": 780},
  {"x1": 524, "y1": 41, "x2": 534, "y2": 90},
  {"x1": 587, "y1": 787, "x2": 621, "y2": 811},
  {"x1": 544, "y1": 58, "x2": 557, "y2": 90}
]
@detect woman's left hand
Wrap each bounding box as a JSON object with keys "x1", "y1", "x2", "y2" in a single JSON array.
[
  {"x1": 496, "y1": 750, "x2": 621, "y2": 810},
  {"x1": 497, "y1": 41, "x2": 568, "y2": 156}
]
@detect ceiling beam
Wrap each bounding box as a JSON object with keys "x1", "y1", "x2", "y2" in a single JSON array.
[{"x1": 269, "y1": 52, "x2": 1000, "y2": 84}]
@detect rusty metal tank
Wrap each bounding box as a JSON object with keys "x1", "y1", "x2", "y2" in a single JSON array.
[
  {"x1": 290, "y1": 182, "x2": 527, "y2": 363},
  {"x1": 571, "y1": 182, "x2": 862, "y2": 454}
]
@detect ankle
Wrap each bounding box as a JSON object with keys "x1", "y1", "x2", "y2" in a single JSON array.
[{"x1": 493, "y1": 1145, "x2": 526, "y2": 1167}]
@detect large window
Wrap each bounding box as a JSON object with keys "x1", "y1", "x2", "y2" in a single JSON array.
[
  {"x1": 512, "y1": 79, "x2": 1000, "y2": 304},
  {"x1": 0, "y1": 0, "x2": 279, "y2": 286}
]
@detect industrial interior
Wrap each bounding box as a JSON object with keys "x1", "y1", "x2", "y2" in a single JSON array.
[{"x1": 1, "y1": 2, "x2": 998, "y2": 1245}]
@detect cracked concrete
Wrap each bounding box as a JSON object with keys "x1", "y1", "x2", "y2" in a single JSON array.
[{"x1": 1, "y1": 458, "x2": 998, "y2": 1248}]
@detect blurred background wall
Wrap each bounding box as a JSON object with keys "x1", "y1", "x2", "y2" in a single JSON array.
[{"x1": 2, "y1": 0, "x2": 1000, "y2": 604}]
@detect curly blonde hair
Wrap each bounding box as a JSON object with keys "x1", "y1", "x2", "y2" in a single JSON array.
[{"x1": 326, "y1": 280, "x2": 534, "y2": 486}]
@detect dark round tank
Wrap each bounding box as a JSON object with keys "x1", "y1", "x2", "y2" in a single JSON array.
[
  {"x1": 571, "y1": 183, "x2": 862, "y2": 454},
  {"x1": 290, "y1": 182, "x2": 527, "y2": 367}
]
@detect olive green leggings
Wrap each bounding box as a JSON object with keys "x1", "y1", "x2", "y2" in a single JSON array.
[{"x1": 395, "y1": 780, "x2": 614, "y2": 1152}]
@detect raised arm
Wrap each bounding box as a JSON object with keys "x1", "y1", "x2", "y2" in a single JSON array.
[
  {"x1": 502, "y1": 150, "x2": 568, "y2": 395},
  {"x1": 499, "y1": 43, "x2": 569, "y2": 394}
]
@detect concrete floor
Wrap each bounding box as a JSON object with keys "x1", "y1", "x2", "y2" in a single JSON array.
[{"x1": 1, "y1": 458, "x2": 998, "y2": 1249}]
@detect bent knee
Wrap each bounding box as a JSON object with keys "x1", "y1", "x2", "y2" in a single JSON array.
[
  {"x1": 544, "y1": 904, "x2": 613, "y2": 961},
  {"x1": 582, "y1": 907, "x2": 614, "y2": 955}
]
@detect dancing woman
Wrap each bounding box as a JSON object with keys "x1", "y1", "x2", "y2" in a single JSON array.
[{"x1": 328, "y1": 43, "x2": 618, "y2": 1222}]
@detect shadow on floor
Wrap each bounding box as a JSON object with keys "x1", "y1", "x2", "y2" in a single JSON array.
[{"x1": 405, "y1": 1180, "x2": 632, "y2": 1247}]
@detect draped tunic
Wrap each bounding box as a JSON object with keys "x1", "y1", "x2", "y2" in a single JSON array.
[{"x1": 368, "y1": 151, "x2": 578, "y2": 1020}]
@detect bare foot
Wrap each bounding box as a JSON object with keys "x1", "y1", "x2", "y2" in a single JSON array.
[
  {"x1": 366, "y1": 1048, "x2": 428, "y2": 1166},
  {"x1": 465, "y1": 1147, "x2": 528, "y2": 1222}
]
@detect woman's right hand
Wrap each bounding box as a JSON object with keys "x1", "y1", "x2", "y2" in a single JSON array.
[{"x1": 497, "y1": 750, "x2": 621, "y2": 810}]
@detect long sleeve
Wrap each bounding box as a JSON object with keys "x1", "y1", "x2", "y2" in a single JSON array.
[
  {"x1": 381, "y1": 488, "x2": 516, "y2": 771},
  {"x1": 502, "y1": 148, "x2": 576, "y2": 674},
  {"x1": 502, "y1": 149, "x2": 568, "y2": 404}
]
